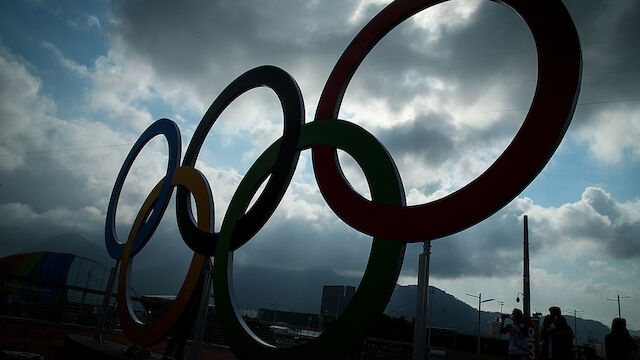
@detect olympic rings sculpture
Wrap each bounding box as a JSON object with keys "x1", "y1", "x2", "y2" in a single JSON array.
[{"x1": 105, "y1": 0, "x2": 581, "y2": 359}]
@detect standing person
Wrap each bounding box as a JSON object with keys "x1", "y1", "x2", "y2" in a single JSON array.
[
  {"x1": 541, "y1": 310, "x2": 554, "y2": 360},
  {"x1": 541, "y1": 306, "x2": 562, "y2": 360},
  {"x1": 541, "y1": 306, "x2": 574, "y2": 359},
  {"x1": 500, "y1": 308, "x2": 529, "y2": 360},
  {"x1": 551, "y1": 314, "x2": 574, "y2": 359},
  {"x1": 605, "y1": 318, "x2": 638, "y2": 360}
]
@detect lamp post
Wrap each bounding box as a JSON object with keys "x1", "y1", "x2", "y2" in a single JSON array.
[
  {"x1": 498, "y1": 301, "x2": 504, "y2": 315},
  {"x1": 466, "y1": 293, "x2": 495, "y2": 355},
  {"x1": 566, "y1": 308, "x2": 584, "y2": 360},
  {"x1": 428, "y1": 288, "x2": 435, "y2": 351},
  {"x1": 523, "y1": 215, "x2": 531, "y2": 318},
  {"x1": 606, "y1": 294, "x2": 630, "y2": 318}
]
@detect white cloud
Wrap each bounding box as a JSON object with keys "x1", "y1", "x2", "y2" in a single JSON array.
[
  {"x1": 0, "y1": 41, "x2": 174, "y2": 245},
  {"x1": 410, "y1": 0, "x2": 482, "y2": 46},
  {"x1": 575, "y1": 104, "x2": 640, "y2": 163},
  {"x1": 42, "y1": 41, "x2": 90, "y2": 77},
  {"x1": 0, "y1": 202, "x2": 103, "y2": 233},
  {"x1": 521, "y1": 187, "x2": 640, "y2": 259},
  {"x1": 0, "y1": 47, "x2": 55, "y2": 172}
]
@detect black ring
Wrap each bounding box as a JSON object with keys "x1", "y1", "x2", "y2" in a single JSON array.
[{"x1": 176, "y1": 65, "x2": 305, "y2": 255}]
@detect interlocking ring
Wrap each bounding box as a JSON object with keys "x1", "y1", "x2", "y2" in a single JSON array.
[
  {"x1": 176, "y1": 65, "x2": 304, "y2": 256},
  {"x1": 106, "y1": 0, "x2": 581, "y2": 357},
  {"x1": 117, "y1": 166, "x2": 212, "y2": 345},
  {"x1": 213, "y1": 119, "x2": 405, "y2": 359},
  {"x1": 313, "y1": 0, "x2": 582, "y2": 241},
  {"x1": 105, "y1": 119, "x2": 181, "y2": 260}
]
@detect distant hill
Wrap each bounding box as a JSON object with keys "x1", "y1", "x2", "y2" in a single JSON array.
[
  {"x1": 201, "y1": 267, "x2": 616, "y2": 343},
  {"x1": 232, "y1": 265, "x2": 359, "y2": 314},
  {"x1": 386, "y1": 284, "x2": 497, "y2": 335},
  {"x1": 386, "y1": 284, "x2": 613, "y2": 343}
]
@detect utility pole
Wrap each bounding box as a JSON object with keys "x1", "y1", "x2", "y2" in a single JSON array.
[
  {"x1": 413, "y1": 240, "x2": 431, "y2": 360},
  {"x1": 606, "y1": 294, "x2": 631, "y2": 318},
  {"x1": 523, "y1": 215, "x2": 531, "y2": 318},
  {"x1": 428, "y1": 287, "x2": 435, "y2": 351},
  {"x1": 570, "y1": 309, "x2": 584, "y2": 360}
]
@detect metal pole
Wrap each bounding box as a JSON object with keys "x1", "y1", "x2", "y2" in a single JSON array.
[
  {"x1": 607, "y1": 294, "x2": 630, "y2": 318},
  {"x1": 477, "y1": 293, "x2": 481, "y2": 355},
  {"x1": 574, "y1": 309, "x2": 578, "y2": 360},
  {"x1": 191, "y1": 260, "x2": 212, "y2": 360},
  {"x1": 523, "y1": 215, "x2": 531, "y2": 318},
  {"x1": 570, "y1": 309, "x2": 583, "y2": 360},
  {"x1": 413, "y1": 239, "x2": 431, "y2": 360},
  {"x1": 94, "y1": 260, "x2": 119, "y2": 342},
  {"x1": 427, "y1": 288, "x2": 434, "y2": 350}
]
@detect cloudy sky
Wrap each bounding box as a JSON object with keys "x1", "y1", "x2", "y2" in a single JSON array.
[{"x1": 1, "y1": 0, "x2": 639, "y2": 330}]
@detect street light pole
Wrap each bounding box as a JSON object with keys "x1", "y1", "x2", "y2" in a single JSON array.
[
  {"x1": 428, "y1": 287, "x2": 435, "y2": 351},
  {"x1": 523, "y1": 215, "x2": 531, "y2": 318},
  {"x1": 466, "y1": 293, "x2": 495, "y2": 355}
]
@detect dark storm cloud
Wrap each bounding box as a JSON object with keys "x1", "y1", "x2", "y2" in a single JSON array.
[
  {"x1": 106, "y1": 0, "x2": 640, "y2": 178},
  {"x1": 377, "y1": 113, "x2": 456, "y2": 167},
  {"x1": 234, "y1": 216, "x2": 375, "y2": 276},
  {"x1": 562, "y1": 0, "x2": 640, "y2": 128},
  {"x1": 106, "y1": 0, "x2": 640, "y2": 161},
  {"x1": 374, "y1": 107, "x2": 524, "y2": 173},
  {"x1": 107, "y1": 0, "x2": 365, "y2": 106},
  {"x1": 3, "y1": 0, "x2": 639, "y2": 287},
  {"x1": 348, "y1": 0, "x2": 537, "y2": 105},
  {"x1": 398, "y1": 208, "x2": 525, "y2": 279},
  {"x1": 107, "y1": 0, "x2": 539, "y2": 115}
]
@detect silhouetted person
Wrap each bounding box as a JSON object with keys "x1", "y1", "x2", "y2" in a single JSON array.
[
  {"x1": 163, "y1": 268, "x2": 207, "y2": 360},
  {"x1": 605, "y1": 318, "x2": 637, "y2": 360},
  {"x1": 500, "y1": 308, "x2": 529, "y2": 360},
  {"x1": 541, "y1": 306, "x2": 574, "y2": 359}
]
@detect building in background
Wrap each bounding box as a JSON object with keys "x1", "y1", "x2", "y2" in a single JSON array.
[
  {"x1": 0, "y1": 251, "x2": 110, "y2": 324},
  {"x1": 320, "y1": 285, "x2": 355, "y2": 326},
  {"x1": 258, "y1": 308, "x2": 320, "y2": 329},
  {"x1": 486, "y1": 317, "x2": 502, "y2": 339}
]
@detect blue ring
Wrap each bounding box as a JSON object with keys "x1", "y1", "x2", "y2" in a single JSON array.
[{"x1": 105, "y1": 119, "x2": 181, "y2": 260}]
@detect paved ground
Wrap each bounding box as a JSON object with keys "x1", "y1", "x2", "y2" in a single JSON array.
[
  {"x1": 1, "y1": 316, "x2": 513, "y2": 359},
  {"x1": 0, "y1": 316, "x2": 237, "y2": 360}
]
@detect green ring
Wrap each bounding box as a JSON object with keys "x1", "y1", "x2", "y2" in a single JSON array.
[{"x1": 214, "y1": 119, "x2": 406, "y2": 359}]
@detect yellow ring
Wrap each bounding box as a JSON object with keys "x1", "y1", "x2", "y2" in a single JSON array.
[{"x1": 117, "y1": 166, "x2": 211, "y2": 345}]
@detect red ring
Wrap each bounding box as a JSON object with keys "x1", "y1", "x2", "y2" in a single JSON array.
[{"x1": 313, "y1": 0, "x2": 581, "y2": 241}]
